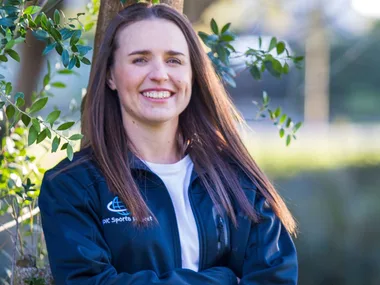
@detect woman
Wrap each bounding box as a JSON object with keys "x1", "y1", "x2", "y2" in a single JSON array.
[{"x1": 39, "y1": 2, "x2": 298, "y2": 285}]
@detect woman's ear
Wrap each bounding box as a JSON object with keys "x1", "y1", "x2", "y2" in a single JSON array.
[{"x1": 107, "y1": 70, "x2": 117, "y2": 90}]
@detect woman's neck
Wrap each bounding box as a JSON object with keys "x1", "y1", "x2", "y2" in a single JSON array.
[{"x1": 123, "y1": 118, "x2": 182, "y2": 164}]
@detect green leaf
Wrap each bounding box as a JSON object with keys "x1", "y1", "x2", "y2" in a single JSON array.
[
  {"x1": 37, "y1": 129, "x2": 47, "y2": 143},
  {"x1": 5, "y1": 40, "x2": 15, "y2": 50},
  {"x1": 32, "y1": 30, "x2": 49, "y2": 41},
  {"x1": 6, "y1": 49, "x2": 20, "y2": 62},
  {"x1": 262, "y1": 91, "x2": 269, "y2": 105},
  {"x1": 43, "y1": 73, "x2": 50, "y2": 87},
  {"x1": 210, "y1": 18, "x2": 219, "y2": 35},
  {"x1": 222, "y1": 73, "x2": 236, "y2": 88},
  {"x1": 43, "y1": 43, "x2": 56, "y2": 55},
  {"x1": 276, "y1": 41, "x2": 285, "y2": 55},
  {"x1": 29, "y1": 97, "x2": 48, "y2": 113},
  {"x1": 41, "y1": 13, "x2": 48, "y2": 29},
  {"x1": 225, "y1": 43, "x2": 236, "y2": 52},
  {"x1": 57, "y1": 69, "x2": 78, "y2": 75},
  {"x1": 69, "y1": 134, "x2": 83, "y2": 140},
  {"x1": 32, "y1": 118, "x2": 41, "y2": 132},
  {"x1": 268, "y1": 37, "x2": 277, "y2": 52},
  {"x1": 76, "y1": 45, "x2": 92, "y2": 56},
  {"x1": 198, "y1": 31, "x2": 209, "y2": 43},
  {"x1": 54, "y1": 9, "x2": 61, "y2": 25},
  {"x1": 70, "y1": 30, "x2": 82, "y2": 46},
  {"x1": 16, "y1": 97, "x2": 25, "y2": 107},
  {"x1": 67, "y1": 144, "x2": 74, "y2": 160},
  {"x1": 45, "y1": 127, "x2": 52, "y2": 139},
  {"x1": 279, "y1": 114, "x2": 287, "y2": 125},
  {"x1": 152, "y1": 0, "x2": 160, "y2": 4},
  {"x1": 55, "y1": 43, "x2": 63, "y2": 55},
  {"x1": 6, "y1": 105, "x2": 15, "y2": 119},
  {"x1": 0, "y1": 55, "x2": 8, "y2": 62},
  {"x1": 71, "y1": 45, "x2": 78, "y2": 53},
  {"x1": 286, "y1": 134, "x2": 291, "y2": 146},
  {"x1": 50, "y1": 28, "x2": 62, "y2": 41},
  {"x1": 51, "y1": 82, "x2": 66, "y2": 88},
  {"x1": 249, "y1": 65, "x2": 261, "y2": 80},
  {"x1": 46, "y1": 110, "x2": 60, "y2": 126},
  {"x1": 0, "y1": 18, "x2": 15, "y2": 27},
  {"x1": 0, "y1": 102, "x2": 5, "y2": 109},
  {"x1": 57, "y1": 121, "x2": 75, "y2": 131},
  {"x1": 294, "y1": 56, "x2": 304, "y2": 63},
  {"x1": 21, "y1": 114, "x2": 31, "y2": 126},
  {"x1": 258, "y1": 36, "x2": 262, "y2": 49},
  {"x1": 5, "y1": 82, "x2": 12, "y2": 94},
  {"x1": 61, "y1": 49, "x2": 69, "y2": 67},
  {"x1": 293, "y1": 122, "x2": 302, "y2": 133},
  {"x1": 283, "y1": 62, "x2": 289, "y2": 74},
  {"x1": 80, "y1": 57, "x2": 91, "y2": 65},
  {"x1": 264, "y1": 59, "x2": 282, "y2": 78},
  {"x1": 68, "y1": 57, "x2": 77, "y2": 70},
  {"x1": 61, "y1": 142, "x2": 68, "y2": 150},
  {"x1": 279, "y1": 128, "x2": 285, "y2": 138},
  {"x1": 220, "y1": 34, "x2": 234, "y2": 42},
  {"x1": 28, "y1": 126, "x2": 38, "y2": 146},
  {"x1": 24, "y1": 6, "x2": 42, "y2": 15},
  {"x1": 60, "y1": 28, "x2": 75, "y2": 41},
  {"x1": 216, "y1": 46, "x2": 227, "y2": 64},
  {"x1": 286, "y1": 117, "x2": 292, "y2": 128},
  {"x1": 221, "y1": 23, "x2": 231, "y2": 34},
  {"x1": 75, "y1": 57, "x2": 81, "y2": 68},
  {"x1": 52, "y1": 136, "x2": 60, "y2": 152},
  {"x1": 274, "y1": 107, "x2": 281, "y2": 118}
]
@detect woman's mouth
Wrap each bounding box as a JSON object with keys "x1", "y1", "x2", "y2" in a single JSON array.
[{"x1": 141, "y1": 91, "x2": 173, "y2": 99}]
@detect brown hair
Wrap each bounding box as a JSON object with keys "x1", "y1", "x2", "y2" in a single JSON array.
[{"x1": 81, "y1": 3, "x2": 297, "y2": 235}]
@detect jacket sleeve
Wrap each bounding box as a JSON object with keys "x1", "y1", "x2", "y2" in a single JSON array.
[
  {"x1": 238, "y1": 194, "x2": 298, "y2": 285},
  {"x1": 39, "y1": 171, "x2": 237, "y2": 285}
]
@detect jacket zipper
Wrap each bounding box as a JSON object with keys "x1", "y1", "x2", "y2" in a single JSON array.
[{"x1": 216, "y1": 215, "x2": 224, "y2": 258}]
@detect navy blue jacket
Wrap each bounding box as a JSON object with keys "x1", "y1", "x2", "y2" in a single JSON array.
[{"x1": 39, "y1": 149, "x2": 298, "y2": 285}]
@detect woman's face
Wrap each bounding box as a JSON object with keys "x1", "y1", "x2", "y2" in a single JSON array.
[{"x1": 108, "y1": 19, "x2": 193, "y2": 127}]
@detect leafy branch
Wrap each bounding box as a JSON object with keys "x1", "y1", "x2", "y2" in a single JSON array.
[{"x1": 198, "y1": 19, "x2": 304, "y2": 145}]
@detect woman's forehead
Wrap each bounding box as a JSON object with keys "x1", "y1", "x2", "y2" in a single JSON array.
[{"x1": 116, "y1": 19, "x2": 190, "y2": 55}]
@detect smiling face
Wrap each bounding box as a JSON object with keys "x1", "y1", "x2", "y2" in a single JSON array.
[{"x1": 108, "y1": 19, "x2": 193, "y2": 129}]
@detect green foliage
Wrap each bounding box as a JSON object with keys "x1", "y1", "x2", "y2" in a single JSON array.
[
  {"x1": 198, "y1": 20, "x2": 237, "y2": 87},
  {"x1": 253, "y1": 92, "x2": 303, "y2": 145},
  {"x1": 198, "y1": 19, "x2": 304, "y2": 144},
  {"x1": 0, "y1": 1, "x2": 95, "y2": 281}
]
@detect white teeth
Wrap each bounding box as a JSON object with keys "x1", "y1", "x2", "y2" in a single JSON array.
[{"x1": 142, "y1": 91, "x2": 171, "y2": 99}]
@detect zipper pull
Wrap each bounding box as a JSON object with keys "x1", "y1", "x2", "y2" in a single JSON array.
[{"x1": 217, "y1": 215, "x2": 224, "y2": 251}]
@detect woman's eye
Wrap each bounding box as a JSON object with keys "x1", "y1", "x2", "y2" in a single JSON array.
[
  {"x1": 167, "y1": 58, "x2": 182, "y2": 65},
  {"x1": 132, "y1": 58, "x2": 147, "y2": 64}
]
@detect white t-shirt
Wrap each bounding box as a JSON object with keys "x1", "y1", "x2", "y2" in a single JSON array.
[{"x1": 143, "y1": 155, "x2": 199, "y2": 271}]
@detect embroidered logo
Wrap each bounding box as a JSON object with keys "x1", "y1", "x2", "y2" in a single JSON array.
[
  {"x1": 107, "y1": 196, "x2": 130, "y2": 216},
  {"x1": 103, "y1": 196, "x2": 153, "y2": 225}
]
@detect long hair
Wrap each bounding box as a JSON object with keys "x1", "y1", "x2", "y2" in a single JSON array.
[{"x1": 81, "y1": 3, "x2": 297, "y2": 235}]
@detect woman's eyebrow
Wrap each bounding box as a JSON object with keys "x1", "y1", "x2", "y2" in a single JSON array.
[{"x1": 128, "y1": 50, "x2": 185, "y2": 56}]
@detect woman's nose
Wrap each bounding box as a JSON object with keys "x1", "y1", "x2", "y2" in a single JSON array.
[{"x1": 148, "y1": 61, "x2": 169, "y2": 82}]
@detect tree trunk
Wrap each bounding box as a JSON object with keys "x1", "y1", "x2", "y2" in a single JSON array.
[
  {"x1": 304, "y1": 7, "x2": 330, "y2": 125},
  {"x1": 81, "y1": 0, "x2": 184, "y2": 146}
]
